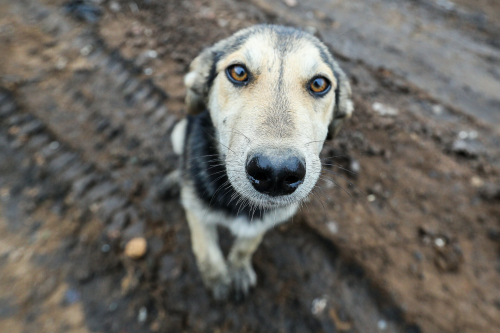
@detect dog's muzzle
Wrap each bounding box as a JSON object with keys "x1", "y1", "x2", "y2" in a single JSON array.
[{"x1": 245, "y1": 150, "x2": 306, "y2": 197}]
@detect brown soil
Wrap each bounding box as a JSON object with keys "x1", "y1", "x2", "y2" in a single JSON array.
[{"x1": 1, "y1": 0, "x2": 499, "y2": 332}]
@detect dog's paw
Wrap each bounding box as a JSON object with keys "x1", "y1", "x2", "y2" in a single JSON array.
[
  {"x1": 229, "y1": 262, "x2": 257, "y2": 300},
  {"x1": 203, "y1": 275, "x2": 231, "y2": 301}
]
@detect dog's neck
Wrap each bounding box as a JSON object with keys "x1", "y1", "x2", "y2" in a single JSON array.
[{"x1": 184, "y1": 111, "x2": 279, "y2": 221}]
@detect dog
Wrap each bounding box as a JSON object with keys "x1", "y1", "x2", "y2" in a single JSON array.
[{"x1": 170, "y1": 24, "x2": 353, "y2": 300}]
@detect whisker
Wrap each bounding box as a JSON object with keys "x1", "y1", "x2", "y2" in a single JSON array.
[
  {"x1": 209, "y1": 181, "x2": 229, "y2": 206},
  {"x1": 321, "y1": 163, "x2": 359, "y2": 177},
  {"x1": 203, "y1": 130, "x2": 236, "y2": 155},
  {"x1": 314, "y1": 184, "x2": 334, "y2": 204},
  {"x1": 221, "y1": 129, "x2": 251, "y2": 143},
  {"x1": 319, "y1": 176, "x2": 357, "y2": 202},
  {"x1": 311, "y1": 190, "x2": 327, "y2": 215},
  {"x1": 305, "y1": 140, "x2": 324, "y2": 146},
  {"x1": 320, "y1": 154, "x2": 351, "y2": 161},
  {"x1": 321, "y1": 169, "x2": 365, "y2": 195}
]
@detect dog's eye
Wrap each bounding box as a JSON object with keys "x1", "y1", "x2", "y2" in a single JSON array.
[
  {"x1": 227, "y1": 65, "x2": 249, "y2": 84},
  {"x1": 309, "y1": 76, "x2": 331, "y2": 95}
]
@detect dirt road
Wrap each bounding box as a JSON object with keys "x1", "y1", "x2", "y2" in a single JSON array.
[{"x1": 0, "y1": 0, "x2": 499, "y2": 332}]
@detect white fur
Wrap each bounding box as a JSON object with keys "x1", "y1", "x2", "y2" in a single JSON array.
[
  {"x1": 181, "y1": 185, "x2": 298, "y2": 238},
  {"x1": 171, "y1": 118, "x2": 188, "y2": 155}
]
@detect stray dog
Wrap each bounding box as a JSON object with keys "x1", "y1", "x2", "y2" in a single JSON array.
[{"x1": 170, "y1": 25, "x2": 353, "y2": 300}]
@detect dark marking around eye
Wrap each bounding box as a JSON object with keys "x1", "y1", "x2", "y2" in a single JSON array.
[
  {"x1": 226, "y1": 64, "x2": 249, "y2": 85},
  {"x1": 309, "y1": 76, "x2": 331, "y2": 96}
]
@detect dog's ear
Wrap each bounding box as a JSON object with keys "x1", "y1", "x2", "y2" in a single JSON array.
[
  {"x1": 184, "y1": 48, "x2": 220, "y2": 115},
  {"x1": 328, "y1": 69, "x2": 354, "y2": 139}
]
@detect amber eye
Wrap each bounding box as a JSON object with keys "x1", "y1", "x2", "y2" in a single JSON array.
[
  {"x1": 309, "y1": 76, "x2": 331, "y2": 95},
  {"x1": 227, "y1": 65, "x2": 249, "y2": 84}
]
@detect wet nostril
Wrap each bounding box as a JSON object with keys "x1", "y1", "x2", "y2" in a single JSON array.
[
  {"x1": 253, "y1": 171, "x2": 268, "y2": 182},
  {"x1": 246, "y1": 154, "x2": 274, "y2": 194},
  {"x1": 284, "y1": 175, "x2": 300, "y2": 185},
  {"x1": 279, "y1": 156, "x2": 306, "y2": 195}
]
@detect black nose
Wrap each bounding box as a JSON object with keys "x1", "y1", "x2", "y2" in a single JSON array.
[{"x1": 246, "y1": 152, "x2": 306, "y2": 196}]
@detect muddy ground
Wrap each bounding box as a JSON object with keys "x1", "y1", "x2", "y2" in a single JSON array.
[{"x1": 0, "y1": 0, "x2": 499, "y2": 332}]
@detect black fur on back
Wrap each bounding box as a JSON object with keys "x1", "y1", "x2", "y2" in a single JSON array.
[{"x1": 182, "y1": 111, "x2": 266, "y2": 219}]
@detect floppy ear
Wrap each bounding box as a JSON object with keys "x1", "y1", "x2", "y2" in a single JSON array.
[
  {"x1": 184, "y1": 48, "x2": 220, "y2": 115},
  {"x1": 328, "y1": 69, "x2": 354, "y2": 139}
]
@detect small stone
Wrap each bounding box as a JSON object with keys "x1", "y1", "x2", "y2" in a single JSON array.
[
  {"x1": 372, "y1": 102, "x2": 398, "y2": 116},
  {"x1": 434, "y1": 238, "x2": 445, "y2": 247},
  {"x1": 49, "y1": 141, "x2": 60, "y2": 150},
  {"x1": 145, "y1": 50, "x2": 157, "y2": 58},
  {"x1": 470, "y1": 176, "x2": 484, "y2": 188},
  {"x1": 350, "y1": 159, "x2": 361, "y2": 175},
  {"x1": 468, "y1": 130, "x2": 478, "y2": 139},
  {"x1": 367, "y1": 194, "x2": 376, "y2": 202},
  {"x1": 432, "y1": 104, "x2": 444, "y2": 115},
  {"x1": 144, "y1": 68, "x2": 153, "y2": 76},
  {"x1": 55, "y1": 57, "x2": 67, "y2": 70},
  {"x1": 80, "y1": 44, "x2": 93, "y2": 56},
  {"x1": 283, "y1": 0, "x2": 298, "y2": 7},
  {"x1": 327, "y1": 221, "x2": 338, "y2": 234},
  {"x1": 451, "y1": 139, "x2": 481, "y2": 158},
  {"x1": 125, "y1": 237, "x2": 147, "y2": 259},
  {"x1": 377, "y1": 319, "x2": 387, "y2": 330},
  {"x1": 217, "y1": 19, "x2": 228, "y2": 28},
  {"x1": 138, "y1": 306, "x2": 148, "y2": 323},
  {"x1": 311, "y1": 297, "x2": 327, "y2": 315},
  {"x1": 109, "y1": 1, "x2": 121, "y2": 12},
  {"x1": 436, "y1": 0, "x2": 455, "y2": 11}
]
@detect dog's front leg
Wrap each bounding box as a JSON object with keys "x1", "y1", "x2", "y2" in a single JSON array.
[
  {"x1": 185, "y1": 210, "x2": 230, "y2": 300},
  {"x1": 227, "y1": 232, "x2": 264, "y2": 298}
]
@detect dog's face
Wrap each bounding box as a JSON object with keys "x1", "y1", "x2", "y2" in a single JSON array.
[{"x1": 185, "y1": 25, "x2": 352, "y2": 209}]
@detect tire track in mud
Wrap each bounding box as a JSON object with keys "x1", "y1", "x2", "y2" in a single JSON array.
[{"x1": 0, "y1": 2, "x2": 423, "y2": 332}]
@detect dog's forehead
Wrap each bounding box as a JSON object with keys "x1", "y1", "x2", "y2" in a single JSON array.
[{"x1": 218, "y1": 27, "x2": 336, "y2": 78}]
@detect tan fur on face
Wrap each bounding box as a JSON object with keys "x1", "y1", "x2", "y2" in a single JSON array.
[{"x1": 185, "y1": 25, "x2": 353, "y2": 208}]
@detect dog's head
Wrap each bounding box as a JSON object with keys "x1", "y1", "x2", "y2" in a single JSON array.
[{"x1": 185, "y1": 25, "x2": 353, "y2": 209}]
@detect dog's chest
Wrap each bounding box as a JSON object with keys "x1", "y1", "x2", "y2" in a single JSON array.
[{"x1": 181, "y1": 183, "x2": 298, "y2": 237}]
